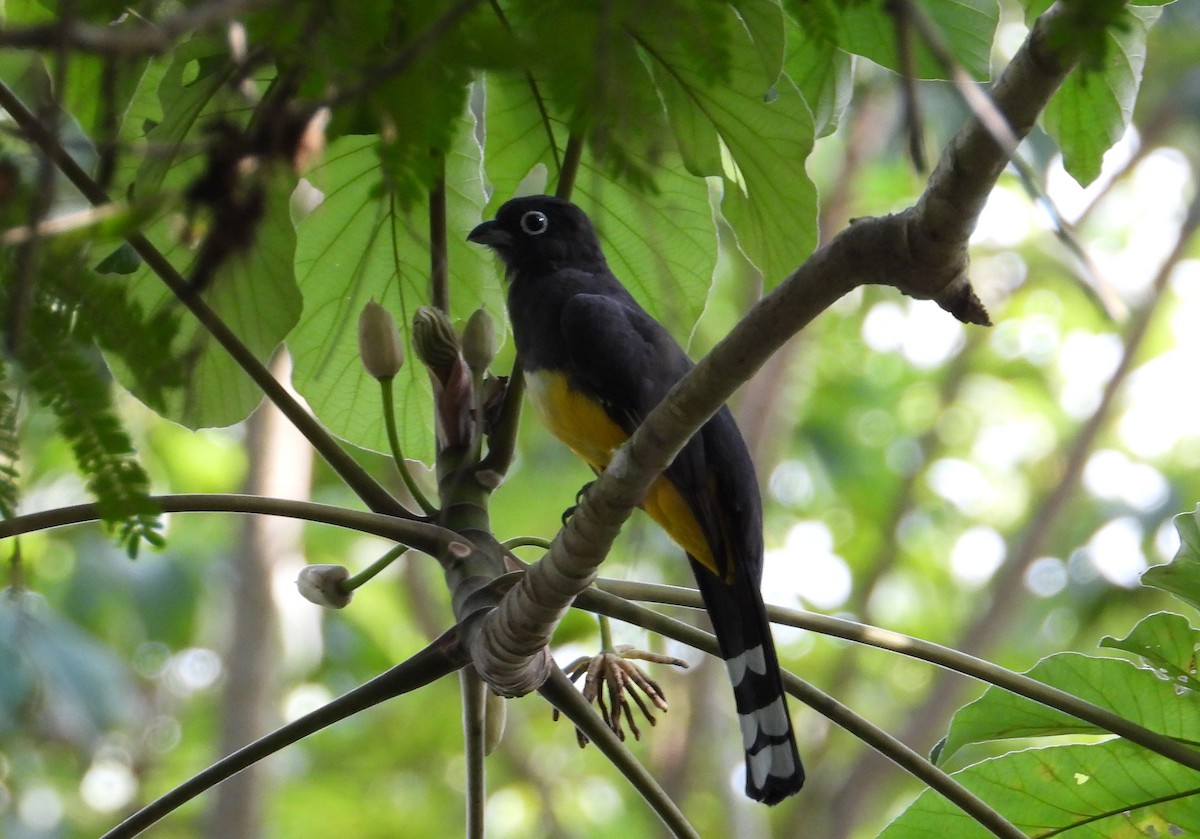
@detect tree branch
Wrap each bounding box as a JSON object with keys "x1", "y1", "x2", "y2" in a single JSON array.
[
  {"x1": 593, "y1": 579, "x2": 1200, "y2": 773},
  {"x1": 539, "y1": 667, "x2": 701, "y2": 839},
  {"x1": 0, "y1": 493, "x2": 462, "y2": 558},
  {"x1": 467, "y1": 1, "x2": 1087, "y2": 697},
  {"x1": 100, "y1": 627, "x2": 468, "y2": 839}
]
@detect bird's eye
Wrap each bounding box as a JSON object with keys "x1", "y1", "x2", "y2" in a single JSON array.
[{"x1": 520, "y1": 210, "x2": 549, "y2": 236}]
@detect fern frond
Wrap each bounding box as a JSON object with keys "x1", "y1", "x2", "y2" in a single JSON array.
[
  {"x1": 40, "y1": 262, "x2": 185, "y2": 413},
  {"x1": 19, "y1": 305, "x2": 163, "y2": 556},
  {"x1": 0, "y1": 360, "x2": 20, "y2": 521}
]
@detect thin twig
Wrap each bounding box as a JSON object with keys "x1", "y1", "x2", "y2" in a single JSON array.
[
  {"x1": 539, "y1": 667, "x2": 701, "y2": 839},
  {"x1": 895, "y1": 0, "x2": 1019, "y2": 154},
  {"x1": 556, "y1": 132, "x2": 584, "y2": 200},
  {"x1": 0, "y1": 493, "x2": 461, "y2": 557},
  {"x1": 460, "y1": 669, "x2": 487, "y2": 839},
  {"x1": 887, "y1": 0, "x2": 927, "y2": 172},
  {"x1": 430, "y1": 152, "x2": 450, "y2": 312},
  {"x1": 0, "y1": 0, "x2": 282, "y2": 55}
]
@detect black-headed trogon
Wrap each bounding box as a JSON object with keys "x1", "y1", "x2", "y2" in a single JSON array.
[{"x1": 468, "y1": 195, "x2": 803, "y2": 805}]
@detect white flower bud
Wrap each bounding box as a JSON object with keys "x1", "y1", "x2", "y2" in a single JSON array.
[
  {"x1": 358, "y1": 299, "x2": 405, "y2": 381},
  {"x1": 297, "y1": 564, "x2": 352, "y2": 609}
]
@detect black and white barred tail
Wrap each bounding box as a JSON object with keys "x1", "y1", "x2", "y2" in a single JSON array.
[{"x1": 691, "y1": 559, "x2": 805, "y2": 804}]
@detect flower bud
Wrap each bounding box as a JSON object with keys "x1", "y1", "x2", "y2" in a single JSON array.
[
  {"x1": 462, "y1": 307, "x2": 496, "y2": 375},
  {"x1": 412, "y1": 306, "x2": 461, "y2": 374},
  {"x1": 358, "y1": 299, "x2": 405, "y2": 381},
  {"x1": 297, "y1": 564, "x2": 352, "y2": 609}
]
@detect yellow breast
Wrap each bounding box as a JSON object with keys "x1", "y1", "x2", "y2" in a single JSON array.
[{"x1": 524, "y1": 369, "x2": 716, "y2": 572}]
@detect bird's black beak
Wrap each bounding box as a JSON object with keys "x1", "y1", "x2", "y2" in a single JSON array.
[{"x1": 467, "y1": 219, "x2": 512, "y2": 249}]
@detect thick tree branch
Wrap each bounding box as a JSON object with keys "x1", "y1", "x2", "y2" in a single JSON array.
[{"x1": 469, "y1": 1, "x2": 1087, "y2": 696}]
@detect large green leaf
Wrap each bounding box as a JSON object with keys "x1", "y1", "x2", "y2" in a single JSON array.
[
  {"x1": 482, "y1": 73, "x2": 717, "y2": 337},
  {"x1": 1143, "y1": 504, "x2": 1200, "y2": 612},
  {"x1": 290, "y1": 116, "x2": 497, "y2": 457},
  {"x1": 786, "y1": 15, "x2": 853, "y2": 138},
  {"x1": 90, "y1": 39, "x2": 302, "y2": 428},
  {"x1": 1041, "y1": 6, "x2": 1161, "y2": 186},
  {"x1": 1101, "y1": 612, "x2": 1200, "y2": 691},
  {"x1": 939, "y1": 652, "x2": 1200, "y2": 763},
  {"x1": 880, "y1": 739, "x2": 1200, "y2": 838},
  {"x1": 133, "y1": 39, "x2": 235, "y2": 195},
  {"x1": 836, "y1": 0, "x2": 999, "y2": 81},
  {"x1": 731, "y1": 0, "x2": 788, "y2": 84},
  {"x1": 635, "y1": 7, "x2": 818, "y2": 288},
  {"x1": 106, "y1": 171, "x2": 301, "y2": 428}
]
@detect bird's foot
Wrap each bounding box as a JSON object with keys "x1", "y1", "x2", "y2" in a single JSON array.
[{"x1": 560, "y1": 480, "x2": 596, "y2": 527}]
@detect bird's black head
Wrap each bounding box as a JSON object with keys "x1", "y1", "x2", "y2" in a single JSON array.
[{"x1": 467, "y1": 195, "x2": 606, "y2": 280}]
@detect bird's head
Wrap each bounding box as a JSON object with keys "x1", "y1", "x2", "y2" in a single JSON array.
[{"x1": 468, "y1": 195, "x2": 606, "y2": 279}]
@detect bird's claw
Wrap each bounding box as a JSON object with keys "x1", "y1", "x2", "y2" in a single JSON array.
[{"x1": 560, "y1": 480, "x2": 596, "y2": 526}]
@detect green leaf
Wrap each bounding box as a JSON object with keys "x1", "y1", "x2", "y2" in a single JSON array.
[
  {"x1": 731, "y1": 0, "x2": 788, "y2": 84},
  {"x1": 134, "y1": 39, "x2": 234, "y2": 196},
  {"x1": 635, "y1": 8, "x2": 818, "y2": 287},
  {"x1": 20, "y1": 303, "x2": 162, "y2": 554},
  {"x1": 1100, "y1": 612, "x2": 1200, "y2": 691},
  {"x1": 39, "y1": 256, "x2": 184, "y2": 414},
  {"x1": 290, "y1": 114, "x2": 497, "y2": 458},
  {"x1": 1041, "y1": 6, "x2": 1161, "y2": 186},
  {"x1": 571, "y1": 159, "x2": 719, "y2": 339},
  {"x1": 482, "y1": 72, "x2": 717, "y2": 336},
  {"x1": 837, "y1": 0, "x2": 1000, "y2": 81},
  {"x1": 939, "y1": 652, "x2": 1200, "y2": 764},
  {"x1": 1142, "y1": 505, "x2": 1200, "y2": 612},
  {"x1": 880, "y1": 739, "x2": 1200, "y2": 839},
  {"x1": 110, "y1": 171, "x2": 301, "y2": 428},
  {"x1": 786, "y1": 17, "x2": 853, "y2": 138}
]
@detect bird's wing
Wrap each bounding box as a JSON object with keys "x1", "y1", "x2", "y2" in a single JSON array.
[{"x1": 558, "y1": 290, "x2": 690, "y2": 430}]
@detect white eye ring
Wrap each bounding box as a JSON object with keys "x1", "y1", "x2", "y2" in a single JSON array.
[{"x1": 520, "y1": 210, "x2": 549, "y2": 236}]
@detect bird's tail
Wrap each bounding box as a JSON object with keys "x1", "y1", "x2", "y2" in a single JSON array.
[{"x1": 690, "y1": 558, "x2": 804, "y2": 805}]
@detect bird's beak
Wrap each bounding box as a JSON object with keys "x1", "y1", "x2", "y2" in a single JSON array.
[{"x1": 467, "y1": 219, "x2": 512, "y2": 248}]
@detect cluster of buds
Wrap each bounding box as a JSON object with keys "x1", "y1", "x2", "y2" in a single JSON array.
[{"x1": 359, "y1": 301, "x2": 498, "y2": 451}]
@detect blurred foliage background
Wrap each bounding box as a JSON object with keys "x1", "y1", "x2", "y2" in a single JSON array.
[{"x1": 2, "y1": 0, "x2": 1199, "y2": 837}]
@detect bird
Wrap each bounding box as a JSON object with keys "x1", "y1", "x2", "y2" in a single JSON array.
[{"x1": 468, "y1": 195, "x2": 804, "y2": 804}]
